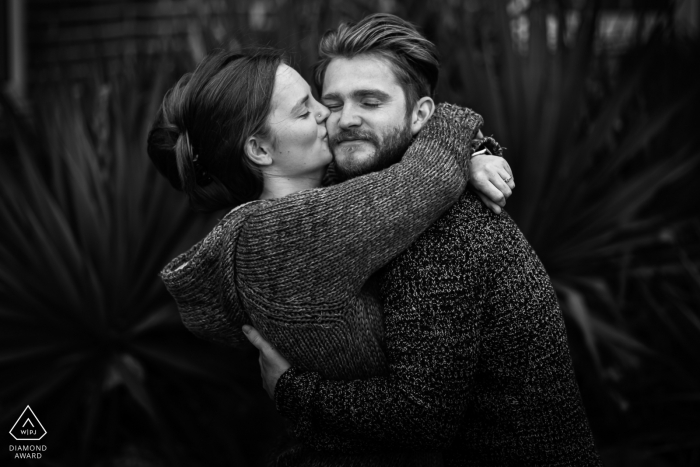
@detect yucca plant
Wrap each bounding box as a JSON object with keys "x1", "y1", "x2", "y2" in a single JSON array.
[
  {"x1": 424, "y1": 0, "x2": 700, "y2": 459},
  {"x1": 613, "y1": 221, "x2": 700, "y2": 464},
  {"x1": 430, "y1": 0, "x2": 697, "y2": 367},
  {"x1": 0, "y1": 70, "x2": 283, "y2": 466}
]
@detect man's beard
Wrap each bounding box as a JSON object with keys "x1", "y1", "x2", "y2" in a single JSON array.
[{"x1": 330, "y1": 122, "x2": 413, "y2": 181}]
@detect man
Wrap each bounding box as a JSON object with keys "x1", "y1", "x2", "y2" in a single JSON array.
[{"x1": 244, "y1": 13, "x2": 602, "y2": 466}]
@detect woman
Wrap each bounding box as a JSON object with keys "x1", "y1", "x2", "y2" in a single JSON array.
[{"x1": 147, "y1": 49, "x2": 509, "y2": 460}]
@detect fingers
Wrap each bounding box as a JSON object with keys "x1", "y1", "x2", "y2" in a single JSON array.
[
  {"x1": 473, "y1": 153, "x2": 514, "y2": 186},
  {"x1": 503, "y1": 175, "x2": 515, "y2": 191},
  {"x1": 242, "y1": 325, "x2": 273, "y2": 353},
  {"x1": 244, "y1": 325, "x2": 291, "y2": 369},
  {"x1": 470, "y1": 155, "x2": 515, "y2": 205},
  {"x1": 490, "y1": 173, "x2": 513, "y2": 200},
  {"x1": 475, "y1": 179, "x2": 506, "y2": 206},
  {"x1": 477, "y1": 192, "x2": 502, "y2": 214},
  {"x1": 496, "y1": 158, "x2": 514, "y2": 188},
  {"x1": 472, "y1": 170, "x2": 509, "y2": 206},
  {"x1": 496, "y1": 165, "x2": 515, "y2": 190},
  {"x1": 500, "y1": 160, "x2": 514, "y2": 180},
  {"x1": 245, "y1": 326, "x2": 291, "y2": 400}
]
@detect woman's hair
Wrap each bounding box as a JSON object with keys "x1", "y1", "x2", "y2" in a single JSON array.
[
  {"x1": 147, "y1": 49, "x2": 284, "y2": 212},
  {"x1": 313, "y1": 13, "x2": 439, "y2": 114}
]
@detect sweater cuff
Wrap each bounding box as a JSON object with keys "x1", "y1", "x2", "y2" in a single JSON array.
[
  {"x1": 471, "y1": 135, "x2": 505, "y2": 158},
  {"x1": 275, "y1": 366, "x2": 321, "y2": 431},
  {"x1": 421, "y1": 104, "x2": 484, "y2": 180}
]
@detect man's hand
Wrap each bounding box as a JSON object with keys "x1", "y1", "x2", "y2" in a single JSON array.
[
  {"x1": 469, "y1": 151, "x2": 515, "y2": 214},
  {"x1": 242, "y1": 325, "x2": 291, "y2": 399}
]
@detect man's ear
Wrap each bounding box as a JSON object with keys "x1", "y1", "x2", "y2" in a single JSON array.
[
  {"x1": 244, "y1": 135, "x2": 274, "y2": 167},
  {"x1": 409, "y1": 97, "x2": 435, "y2": 136}
]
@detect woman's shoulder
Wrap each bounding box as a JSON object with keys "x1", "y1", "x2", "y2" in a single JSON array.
[{"x1": 221, "y1": 200, "x2": 266, "y2": 222}]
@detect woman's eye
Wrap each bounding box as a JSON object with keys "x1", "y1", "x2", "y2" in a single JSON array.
[{"x1": 300, "y1": 111, "x2": 311, "y2": 119}]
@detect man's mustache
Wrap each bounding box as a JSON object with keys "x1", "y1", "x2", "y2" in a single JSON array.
[{"x1": 329, "y1": 129, "x2": 380, "y2": 148}]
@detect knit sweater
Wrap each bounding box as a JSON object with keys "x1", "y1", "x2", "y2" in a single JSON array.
[
  {"x1": 274, "y1": 191, "x2": 602, "y2": 466},
  {"x1": 160, "y1": 104, "x2": 482, "y2": 456}
]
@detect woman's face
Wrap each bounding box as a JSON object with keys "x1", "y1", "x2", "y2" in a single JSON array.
[{"x1": 265, "y1": 64, "x2": 332, "y2": 179}]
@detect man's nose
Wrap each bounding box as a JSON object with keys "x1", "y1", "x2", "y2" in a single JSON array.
[{"x1": 337, "y1": 104, "x2": 361, "y2": 130}]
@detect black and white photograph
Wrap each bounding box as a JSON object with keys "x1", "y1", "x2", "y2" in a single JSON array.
[{"x1": 1, "y1": 0, "x2": 699, "y2": 466}]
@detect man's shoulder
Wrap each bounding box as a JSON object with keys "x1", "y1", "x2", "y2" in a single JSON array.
[
  {"x1": 387, "y1": 190, "x2": 531, "y2": 274},
  {"x1": 432, "y1": 190, "x2": 524, "y2": 244}
]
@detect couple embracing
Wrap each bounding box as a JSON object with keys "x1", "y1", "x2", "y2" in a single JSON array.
[{"x1": 147, "y1": 13, "x2": 602, "y2": 467}]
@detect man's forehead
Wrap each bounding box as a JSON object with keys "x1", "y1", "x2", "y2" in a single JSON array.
[{"x1": 322, "y1": 56, "x2": 401, "y2": 96}]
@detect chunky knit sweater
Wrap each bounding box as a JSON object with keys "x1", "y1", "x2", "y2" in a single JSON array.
[
  {"x1": 274, "y1": 190, "x2": 602, "y2": 466},
  {"x1": 160, "y1": 104, "x2": 481, "y2": 455}
]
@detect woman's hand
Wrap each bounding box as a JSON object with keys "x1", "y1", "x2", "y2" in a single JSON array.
[
  {"x1": 469, "y1": 151, "x2": 515, "y2": 214},
  {"x1": 243, "y1": 325, "x2": 290, "y2": 400}
]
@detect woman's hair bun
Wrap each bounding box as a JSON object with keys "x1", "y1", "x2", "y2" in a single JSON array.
[
  {"x1": 147, "y1": 78, "x2": 191, "y2": 191},
  {"x1": 147, "y1": 121, "x2": 183, "y2": 191}
]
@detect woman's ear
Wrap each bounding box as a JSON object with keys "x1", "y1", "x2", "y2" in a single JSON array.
[
  {"x1": 409, "y1": 97, "x2": 435, "y2": 136},
  {"x1": 244, "y1": 136, "x2": 274, "y2": 166}
]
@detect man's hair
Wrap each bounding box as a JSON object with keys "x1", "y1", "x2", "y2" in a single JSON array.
[{"x1": 313, "y1": 13, "x2": 440, "y2": 113}]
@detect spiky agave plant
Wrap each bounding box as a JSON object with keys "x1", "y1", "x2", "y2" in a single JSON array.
[
  {"x1": 434, "y1": 0, "x2": 700, "y2": 366},
  {"x1": 427, "y1": 0, "x2": 700, "y2": 458},
  {"x1": 0, "y1": 73, "x2": 282, "y2": 466},
  {"x1": 614, "y1": 220, "x2": 700, "y2": 463}
]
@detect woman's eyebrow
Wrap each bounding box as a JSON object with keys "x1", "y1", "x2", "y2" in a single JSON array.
[
  {"x1": 321, "y1": 92, "x2": 342, "y2": 102},
  {"x1": 290, "y1": 95, "x2": 309, "y2": 114}
]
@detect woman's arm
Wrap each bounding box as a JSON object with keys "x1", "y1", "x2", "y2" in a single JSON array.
[{"x1": 237, "y1": 104, "x2": 482, "y2": 308}]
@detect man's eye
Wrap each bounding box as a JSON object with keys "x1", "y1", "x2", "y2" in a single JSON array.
[
  {"x1": 362, "y1": 102, "x2": 381, "y2": 108},
  {"x1": 325, "y1": 104, "x2": 342, "y2": 112}
]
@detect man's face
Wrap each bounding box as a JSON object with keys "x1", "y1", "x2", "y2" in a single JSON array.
[{"x1": 321, "y1": 55, "x2": 413, "y2": 179}]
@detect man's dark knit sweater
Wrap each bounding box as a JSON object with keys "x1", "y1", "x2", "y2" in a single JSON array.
[{"x1": 275, "y1": 191, "x2": 602, "y2": 466}]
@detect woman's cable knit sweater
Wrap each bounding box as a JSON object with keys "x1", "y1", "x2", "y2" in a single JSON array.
[{"x1": 160, "y1": 104, "x2": 481, "y2": 458}]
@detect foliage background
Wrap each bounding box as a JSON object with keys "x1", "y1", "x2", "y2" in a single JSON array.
[{"x1": 1, "y1": 0, "x2": 699, "y2": 466}]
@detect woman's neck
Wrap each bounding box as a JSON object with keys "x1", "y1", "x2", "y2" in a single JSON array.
[{"x1": 258, "y1": 172, "x2": 325, "y2": 200}]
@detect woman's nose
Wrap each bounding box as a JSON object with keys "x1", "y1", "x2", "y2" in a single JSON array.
[{"x1": 314, "y1": 104, "x2": 331, "y2": 124}]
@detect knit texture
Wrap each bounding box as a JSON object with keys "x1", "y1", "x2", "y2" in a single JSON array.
[
  {"x1": 275, "y1": 191, "x2": 602, "y2": 466},
  {"x1": 159, "y1": 104, "x2": 482, "y2": 455}
]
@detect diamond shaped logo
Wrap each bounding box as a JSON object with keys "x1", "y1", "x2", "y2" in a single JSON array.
[{"x1": 9, "y1": 406, "x2": 46, "y2": 441}]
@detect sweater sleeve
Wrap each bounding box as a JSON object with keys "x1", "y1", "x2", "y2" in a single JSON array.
[{"x1": 235, "y1": 104, "x2": 482, "y2": 309}]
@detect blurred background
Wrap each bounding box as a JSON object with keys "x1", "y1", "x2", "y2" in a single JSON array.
[{"x1": 1, "y1": 0, "x2": 699, "y2": 466}]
